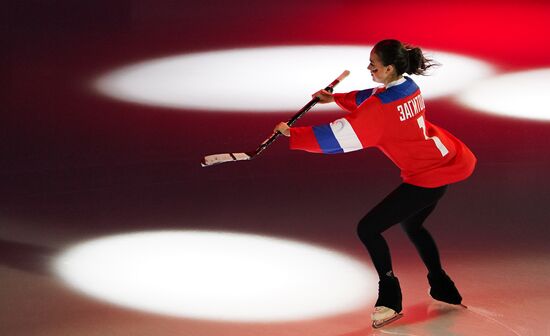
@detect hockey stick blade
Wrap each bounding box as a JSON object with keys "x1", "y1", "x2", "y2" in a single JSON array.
[{"x1": 201, "y1": 152, "x2": 252, "y2": 167}]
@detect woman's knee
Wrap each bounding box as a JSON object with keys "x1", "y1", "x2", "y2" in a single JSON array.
[
  {"x1": 401, "y1": 225, "x2": 419, "y2": 238},
  {"x1": 401, "y1": 224, "x2": 427, "y2": 239},
  {"x1": 357, "y1": 216, "x2": 379, "y2": 241}
]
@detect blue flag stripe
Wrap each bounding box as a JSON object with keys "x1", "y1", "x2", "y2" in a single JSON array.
[
  {"x1": 312, "y1": 125, "x2": 344, "y2": 154},
  {"x1": 355, "y1": 88, "x2": 374, "y2": 106}
]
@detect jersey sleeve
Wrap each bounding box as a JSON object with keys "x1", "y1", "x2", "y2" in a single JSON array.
[
  {"x1": 333, "y1": 91, "x2": 359, "y2": 112},
  {"x1": 289, "y1": 97, "x2": 384, "y2": 154},
  {"x1": 333, "y1": 88, "x2": 377, "y2": 112}
]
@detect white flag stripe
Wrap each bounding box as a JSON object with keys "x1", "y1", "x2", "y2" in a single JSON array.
[{"x1": 329, "y1": 118, "x2": 363, "y2": 153}]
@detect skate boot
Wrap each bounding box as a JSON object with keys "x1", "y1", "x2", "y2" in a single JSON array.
[
  {"x1": 371, "y1": 275, "x2": 403, "y2": 328},
  {"x1": 428, "y1": 270, "x2": 463, "y2": 306}
]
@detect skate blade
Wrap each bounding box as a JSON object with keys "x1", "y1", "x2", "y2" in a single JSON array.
[{"x1": 372, "y1": 313, "x2": 403, "y2": 329}]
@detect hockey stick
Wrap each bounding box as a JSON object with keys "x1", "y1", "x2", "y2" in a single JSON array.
[{"x1": 201, "y1": 70, "x2": 350, "y2": 167}]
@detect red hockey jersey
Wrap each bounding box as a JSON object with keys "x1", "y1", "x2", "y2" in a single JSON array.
[{"x1": 289, "y1": 77, "x2": 476, "y2": 188}]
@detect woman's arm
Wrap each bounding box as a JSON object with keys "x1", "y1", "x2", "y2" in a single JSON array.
[{"x1": 274, "y1": 97, "x2": 384, "y2": 154}]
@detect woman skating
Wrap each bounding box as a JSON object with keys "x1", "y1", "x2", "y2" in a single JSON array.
[{"x1": 274, "y1": 39, "x2": 476, "y2": 328}]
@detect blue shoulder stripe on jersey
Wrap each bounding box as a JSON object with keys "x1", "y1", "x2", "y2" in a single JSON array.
[
  {"x1": 312, "y1": 125, "x2": 344, "y2": 154},
  {"x1": 355, "y1": 88, "x2": 374, "y2": 106},
  {"x1": 375, "y1": 77, "x2": 419, "y2": 104}
]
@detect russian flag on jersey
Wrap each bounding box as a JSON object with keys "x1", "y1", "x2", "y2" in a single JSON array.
[
  {"x1": 312, "y1": 119, "x2": 364, "y2": 153},
  {"x1": 290, "y1": 115, "x2": 372, "y2": 154}
]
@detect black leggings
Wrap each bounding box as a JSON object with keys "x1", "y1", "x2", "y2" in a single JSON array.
[{"x1": 357, "y1": 183, "x2": 448, "y2": 279}]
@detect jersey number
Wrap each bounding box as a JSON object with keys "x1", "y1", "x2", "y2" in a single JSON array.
[{"x1": 417, "y1": 116, "x2": 449, "y2": 157}]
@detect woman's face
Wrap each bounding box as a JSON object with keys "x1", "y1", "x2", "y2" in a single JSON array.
[{"x1": 368, "y1": 50, "x2": 396, "y2": 85}]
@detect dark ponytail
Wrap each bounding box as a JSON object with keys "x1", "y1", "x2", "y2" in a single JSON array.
[{"x1": 373, "y1": 39, "x2": 439, "y2": 76}]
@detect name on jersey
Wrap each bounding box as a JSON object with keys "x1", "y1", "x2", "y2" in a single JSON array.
[{"x1": 398, "y1": 94, "x2": 426, "y2": 121}]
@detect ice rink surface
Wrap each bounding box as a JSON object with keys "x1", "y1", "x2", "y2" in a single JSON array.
[{"x1": 2, "y1": 1, "x2": 549, "y2": 335}]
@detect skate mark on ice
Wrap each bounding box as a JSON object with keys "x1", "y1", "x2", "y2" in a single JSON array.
[
  {"x1": 376, "y1": 329, "x2": 421, "y2": 336},
  {"x1": 467, "y1": 306, "x2": 523, "y2": 336}
]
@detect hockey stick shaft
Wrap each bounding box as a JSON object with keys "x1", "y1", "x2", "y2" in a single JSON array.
[{"x1": 253, "y1": 70, "x2": 350, "y2": 156}]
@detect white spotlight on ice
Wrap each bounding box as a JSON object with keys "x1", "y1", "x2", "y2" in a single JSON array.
[
  {"x1": 53, "y1": 231, "x2": 377, "y2": 322},
  {"x1": 94, "y1": 46, "x2": 494, "y2": 112},
  {"x1": 457, "y1": 68, "x2": 550, "y2": 121}
]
